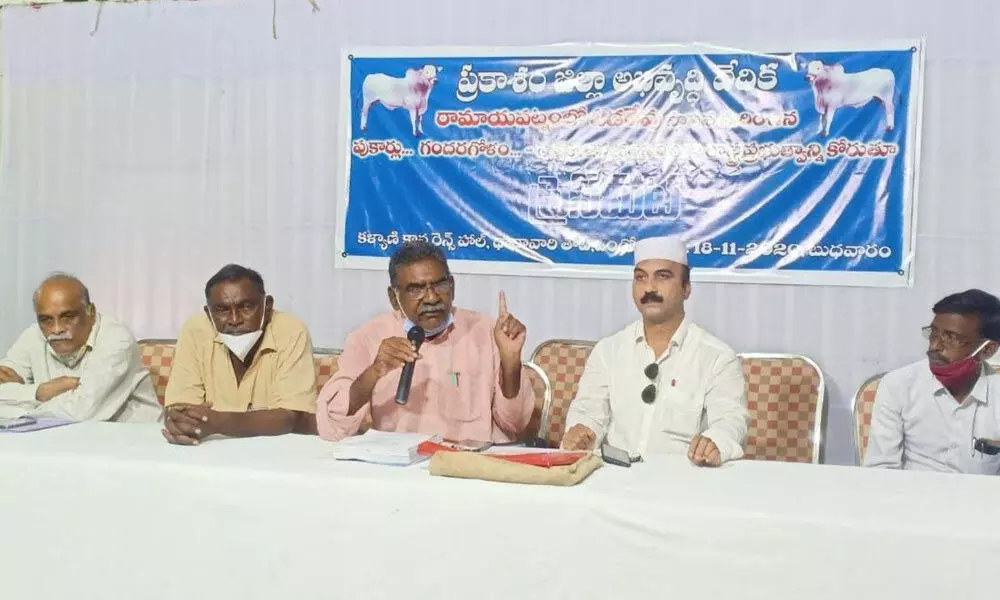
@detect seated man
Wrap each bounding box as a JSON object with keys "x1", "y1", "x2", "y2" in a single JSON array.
[
  {"x1": 561, "y1": 235, "x2": 748, "y2": 466},
  {"x1": 865, "y1": 289, "x2": 1000, "y2": 474},
  {"x1": 0, "y1": 273, "x2": 160, "y2": 422},
  {"x1": 163, "y1": 264, "x2": 317, "y2": 445},
  {"x1": 318, "y1": 240, "x2": 533, "y2": 442}
]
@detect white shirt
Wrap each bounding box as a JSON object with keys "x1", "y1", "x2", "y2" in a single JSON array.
[
  {"x1": 864, "y1": 360, "x2": 1000, "y2": 475},
  {"x1": 564, "y1": 318, "x2": 748, "y2": 462},
  {"x1": 0, "y1": 314, "x2": 161, "y2": 422}
]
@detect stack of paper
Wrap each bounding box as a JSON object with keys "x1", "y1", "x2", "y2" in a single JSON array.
[
  {"x1": 330, "y1": 430, "x2": 441, "y2": 466},
  {"x1": 0, "y1": 417, "x2": 74, "y2": 433}
]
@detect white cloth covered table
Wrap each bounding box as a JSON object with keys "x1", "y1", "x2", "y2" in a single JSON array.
[{"x1": 1, "y1": 423, "x2": 998, "y2": 599}]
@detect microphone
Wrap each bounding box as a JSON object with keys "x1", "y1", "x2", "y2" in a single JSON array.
[{"x1": 395, "y1": 325, "x2": 426, "y2": 405}]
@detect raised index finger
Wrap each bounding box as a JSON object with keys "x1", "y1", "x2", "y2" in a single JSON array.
[{"x1": 498, "y1": 291, "x2": 509, "y2": 317}]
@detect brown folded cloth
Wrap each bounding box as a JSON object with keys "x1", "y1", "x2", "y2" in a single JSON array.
[{"x1": 429, "y1": 452, "x2": 602, "y2": 486}]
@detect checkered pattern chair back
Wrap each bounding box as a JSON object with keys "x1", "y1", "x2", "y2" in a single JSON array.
[
  {"x1": 312, "y1": 349, "x2": 342, "y2": 394},
  {"x1": 138, "y1": 340, "x2": 176, "y2": 405},
  {"x1": 853, "y1": 373, "x2": 883, "y2": 465},
  {"x1": 530, "y1": 339, "x2": 595, "y2": 447},
  {"x1": 740, "y1": 354, "x2": 825, "y2": 464}
]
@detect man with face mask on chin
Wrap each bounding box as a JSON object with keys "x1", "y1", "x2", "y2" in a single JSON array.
[
  {"x1": 162, "y1": 264, "x2": 318, "y2": 445},
  {"x1": 317, "y1": 241, "x2": 534, "y2": 443},
  {"x1": 865, "y1": 289, "x2": 1000, "y2": 474},
  {"x1": 0, "y1": 273, "x2": 160, "y2": 422},
  {"x1": 561, "y1": 235, "x2": 748, "y2": 466}
]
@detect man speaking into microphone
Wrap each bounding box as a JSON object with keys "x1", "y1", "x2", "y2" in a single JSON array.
[{"x1": 317, "y1": 240, "x2": 533, "y2": 443}]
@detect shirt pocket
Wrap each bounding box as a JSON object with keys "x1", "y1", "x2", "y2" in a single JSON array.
[
  {"x1": 661, "y1": 392, "x2": 705, "y2": 438},
  {"x1": 968, "y1": 448, "x2": 1000, "y2": 475},
  {"x1": 441, "y1": 372, "x2": 485, "y2": 423}
]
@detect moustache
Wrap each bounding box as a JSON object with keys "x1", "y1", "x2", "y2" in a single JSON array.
[
  {"x1": 418, "y1": 303, "x2": 446, "y2": 315},
  {"x1": 926, "y1": 351, "x2": 948, "y2": 364},
  {"x1": 640, "y1": 292, "x2": 664, "y2": 304},
  {"x1": 46, "y1": 332, "x2": 73, "y2": 342}
]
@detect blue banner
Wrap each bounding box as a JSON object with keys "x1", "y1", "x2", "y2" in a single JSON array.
[{"x1": 338, "y1": 43, "x2": 924, "y2": 286}]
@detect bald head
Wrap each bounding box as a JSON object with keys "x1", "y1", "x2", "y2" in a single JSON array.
[
  {"x1": 34, "y1": 274, "x2": 90, "y2": 309},
  {"x1": 33, "y1": 273, "x2": 95, "y2": 355}
]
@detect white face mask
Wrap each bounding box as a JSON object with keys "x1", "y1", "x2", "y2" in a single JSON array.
[
  {"x1": 395, "y1": 291, "x2": 454, "y2": 338},
  {"x1": 210, "y1": 301, "x2": 268, "y2": 363}
]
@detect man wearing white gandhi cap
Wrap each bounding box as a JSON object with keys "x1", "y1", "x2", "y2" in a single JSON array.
[{"x1": 561, "y1": 235, "x2": 748, "y2": 466}]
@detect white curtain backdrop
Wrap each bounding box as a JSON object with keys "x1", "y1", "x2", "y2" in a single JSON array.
[{"x1": 2, "y1": 0, "x2": 998, "y2": 465}]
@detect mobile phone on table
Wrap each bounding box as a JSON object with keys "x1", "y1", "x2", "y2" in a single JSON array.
[
  {"x1": 453, "y1": 439, "x2": 493, "y2": 452},
  {"x1": 601, "y1": 443, "x2": 632, "y2": 467},
  {"x1": 0, "y1": 416, "x2": 37, "y2": 431}
]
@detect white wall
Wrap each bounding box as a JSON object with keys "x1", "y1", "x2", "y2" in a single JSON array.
[{"x1": 1, "y1": 0, "x2": 997, "y2": 465}]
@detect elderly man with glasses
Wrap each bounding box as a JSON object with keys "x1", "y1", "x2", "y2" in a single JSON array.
[
  {"x1": 317, "y1": 240, "x2": 533, "y2": 443},
  {"x1": 865, "y1": 289, "x2": 1000, "y2": 473},
  {"x1": 561, "y1": 235, "x2": 748, "y2": 467}
]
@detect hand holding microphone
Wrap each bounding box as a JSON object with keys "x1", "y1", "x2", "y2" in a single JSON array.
[
  {"x1": 395, "y1": 326, "x2": 425, "y2": 405},
  {"x1": 372, "y1": 331, "x2": 423, "y2": 380},
  {"x1": 349, "y1": 331, "x2": 424, "y2": 418}
]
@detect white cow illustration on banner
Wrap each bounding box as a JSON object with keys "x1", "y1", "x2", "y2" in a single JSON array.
[
  {"x1": 804, "y1": 60, "x2": 896, "y2": 136},
  {"x1": 360, "y1": 65, "x2": 440, "y2": 137}
]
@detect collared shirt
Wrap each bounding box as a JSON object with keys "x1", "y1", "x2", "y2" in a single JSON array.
[
  {"x1": 864, "y1": 360, "x2": 1000, "y2": 474},
  {"x1": 0, "y1": 313, "x2": 161, "y2": 422},
  {"x1": 165, "y1": 310, "x2": 317, "y2": 414},
  {"x1": 317, "y1": 308, "x2": 534, "y2": 443},
  {"x1": 563, "y1": 318, "x2": 748, "y2": 462}
]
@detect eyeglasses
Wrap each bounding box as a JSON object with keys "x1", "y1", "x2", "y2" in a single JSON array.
[
  {"x1": 641, "y1": 363, "x2": 658, "y2": 404},
  {"x1": 397, "y1": 278, "x2": 454, "y2": 301},
  {"x1": 921, "y1": 326, "x2": 982, "y2": 350}
]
